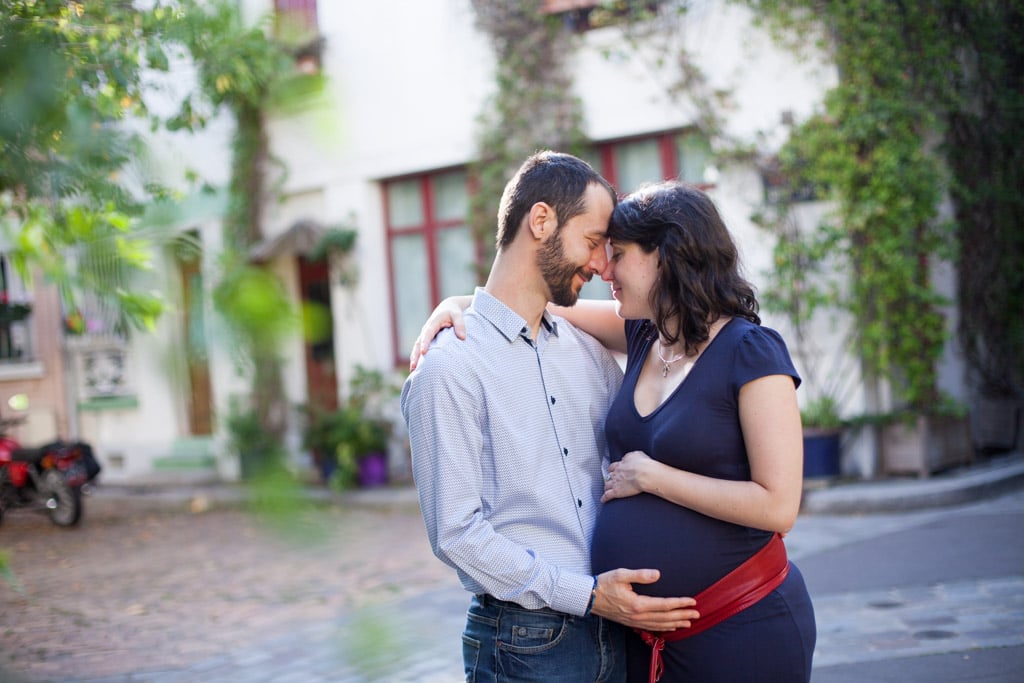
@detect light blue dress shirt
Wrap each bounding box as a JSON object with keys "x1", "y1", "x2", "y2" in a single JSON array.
[{"x1": 402, "y1": 288, "x2": 624, "y2": 616}]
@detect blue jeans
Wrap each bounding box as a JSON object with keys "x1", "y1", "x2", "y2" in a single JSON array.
[{"x1": 462, "y1": 594, "x2": 626, "y2": 683}]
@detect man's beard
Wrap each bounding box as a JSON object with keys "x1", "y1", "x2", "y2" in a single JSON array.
[{"x1": 538, "y1": 228, "x2": 589, "y2": 307}]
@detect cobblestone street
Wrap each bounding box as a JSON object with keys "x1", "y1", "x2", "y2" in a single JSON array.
[
  {"x1": 0, "y1": 491, "x2": 458, "y2": 682},
  {"x1": 2, "y1": 470, "x2": 1023, "y2": 682}
]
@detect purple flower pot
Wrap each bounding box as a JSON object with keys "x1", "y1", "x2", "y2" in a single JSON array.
[{"x1": 357, "y1": 451, "x2": 389, "y2": 488}]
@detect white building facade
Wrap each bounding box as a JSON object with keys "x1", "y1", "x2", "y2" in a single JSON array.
[{"x1": 39, "y1": 0, "x2": 967, "y2": 484}]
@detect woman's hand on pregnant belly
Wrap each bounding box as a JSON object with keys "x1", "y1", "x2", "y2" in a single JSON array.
[
  {"x1": 602, "y1": 451, "x2": 654, "y2": 502},
  {"x1": 590, "y1": 568, "x2": 699, "y2": 631}
]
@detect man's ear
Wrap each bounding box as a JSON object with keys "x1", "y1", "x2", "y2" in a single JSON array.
[{"x1": 527, "y1": 202, "x2": 557, "y2": 240}]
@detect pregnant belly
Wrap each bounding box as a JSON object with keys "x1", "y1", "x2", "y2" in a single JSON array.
[{"x1": 590, "y1": 494, "x2": 769, "y2": 598}]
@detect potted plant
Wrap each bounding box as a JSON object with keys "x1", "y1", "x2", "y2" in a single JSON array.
[
  {"x1": 300, "y1": 402, "x2": 357, "y2": 485},
  {"x1": 301, "y1": 365, "x2": 398, "y2": 489},
  {"x1": 766, "y1": 111, "x2": 972, "y2": 478},
  {"x1": 753, "y1": 187, "x2": 854, "y2": 480},
  {"x1": 800, "y1": 396, "x2": 843, "y2": 479},
  {"x1": 227, "y1": 406, "x2": 285, "y2": 481}
]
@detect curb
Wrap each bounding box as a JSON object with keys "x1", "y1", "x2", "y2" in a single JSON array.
[
  {"x1": 86, "y1": 480, "x2": 421, "y2": 515},
  {"x1": 800, "y1": 452, "x2": 1024, "y2": 514},
  {"x1": 87, "y1": 454, "x2": 1024, "y2": 518}
]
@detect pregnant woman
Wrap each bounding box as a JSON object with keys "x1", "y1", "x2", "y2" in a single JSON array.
[{"x1": 566, "y1": 181, "x2": 816, "y2": 682}]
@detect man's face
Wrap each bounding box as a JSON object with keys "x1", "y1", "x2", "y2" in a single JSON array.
[{"x1": 538, "y1": 183, "x2": 613, "y2": 307}]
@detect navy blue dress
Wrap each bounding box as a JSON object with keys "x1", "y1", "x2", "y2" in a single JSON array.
[{"x1": 591, "y1": 318, "x2": 816, "y2": 682}]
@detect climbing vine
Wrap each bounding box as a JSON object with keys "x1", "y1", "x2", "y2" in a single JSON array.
[
  {"x1": 940, "y1": 2, "x2": 1024, "y2": 400},
  {"x1": 739, "y1": 0, "x2": 1024, "y2": 414},
  {"x1": 468, "y1": 0, "x2": 589, "y2": 267},
  {"x1": 181, "y1": 1, "x2": 325, "y2": 471}
]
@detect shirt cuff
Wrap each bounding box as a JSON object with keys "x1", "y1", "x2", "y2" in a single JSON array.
[{"x1": 550, "y1": 571, "x2": 600, "y2": 616}]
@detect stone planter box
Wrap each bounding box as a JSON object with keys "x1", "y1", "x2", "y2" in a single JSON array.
[
  {"x1": 970, "y1": 397, "x2": 1020, "y2": 453},
  {"x1": 880, "y1": 414, "x2": 973, "y2": 478}
]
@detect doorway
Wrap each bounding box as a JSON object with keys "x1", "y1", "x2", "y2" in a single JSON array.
[
  {"x1": 177, "y1": 238, "x2": 213, "y2": 435},
  {"x1": 299, "y1": 257, "x2": 338, "y2": 411}
]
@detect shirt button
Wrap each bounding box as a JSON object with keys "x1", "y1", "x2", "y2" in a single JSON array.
[
  {"x1": 550, "y1": 396, "x2": 556, "y2": 405},
  {"x1": 577, "y1": 498, "x2": 583, "y2": 508},
  {"x1": 517, "y1": 627, "x2": 528, "y2": 636},
  {"x1": 563, "y1": 447, "x2": 568, "y2": 456}
]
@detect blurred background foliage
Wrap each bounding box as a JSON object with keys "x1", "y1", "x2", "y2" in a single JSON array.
[{"x1": 0, "y1": 0, "x2": 324, "y2": 531}]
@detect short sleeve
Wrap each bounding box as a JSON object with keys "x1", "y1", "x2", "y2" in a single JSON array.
[
  {"x1": 730, "y1": 325, "x2": 802, "y2": 395},
  {"x1": 623, "y1": 319, "x2": 654, "y2": 375}
]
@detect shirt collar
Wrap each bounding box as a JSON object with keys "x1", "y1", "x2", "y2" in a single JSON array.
[{"x1": 472, "y1": 287, "x2": 559, "y2": 344}]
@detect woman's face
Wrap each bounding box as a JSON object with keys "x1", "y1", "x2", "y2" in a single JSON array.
[{"x1": 601, "y1": 239, "x2": 660, "y2": 320}]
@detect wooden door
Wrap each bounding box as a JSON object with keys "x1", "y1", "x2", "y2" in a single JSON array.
[{"x1": 179, "y1": 251, "x2": 213, "y2": 435}]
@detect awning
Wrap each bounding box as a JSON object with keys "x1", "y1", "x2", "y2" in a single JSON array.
[{"x1": 249, "y1": 220, "x2": 325, "y2": 263}]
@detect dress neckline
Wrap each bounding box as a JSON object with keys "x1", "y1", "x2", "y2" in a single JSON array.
[{"x1": 632, "y1": 317, "x2": 737, "y2": 420}]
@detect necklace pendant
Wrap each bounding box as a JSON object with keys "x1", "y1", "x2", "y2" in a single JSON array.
[{"x1": 657, "y1": 340, "x2": 684, "y2": 378}]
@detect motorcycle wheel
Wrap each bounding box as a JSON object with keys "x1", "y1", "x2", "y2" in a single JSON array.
[{"x1": 42, "y1": 469, "x2": 83, "y2": 527}]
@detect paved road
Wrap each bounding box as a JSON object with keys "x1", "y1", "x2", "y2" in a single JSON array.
[
  {"x1": 790, "y1": 490, "x2": 1024, "y2": 681},
  {"x1": 1, "y1": 485, "x2": 1022, "y2": 682}
]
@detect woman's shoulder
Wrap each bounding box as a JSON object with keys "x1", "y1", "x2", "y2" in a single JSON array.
[
  {"x1": 721, "y1": 318, "x2": 800, "y2": 388},
  {"x1": 716, "y1": 317, "x2": 784, "y2": 345},
  {"x1": 625, "y1": 318, "x2": 655, "y2": 344}
]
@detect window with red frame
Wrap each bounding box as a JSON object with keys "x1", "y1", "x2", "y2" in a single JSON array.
[
  {"x1": 385, "y1": 169, "x2": 479, "y2": 365},
  {"x1": 275, "y1": 0, "x2": 318, "y2": 35},
  {"x1": 542, "y1": 0, "x2": 663, "y2": 32},
  {"x1": 275, "y1": 0, "x2": 321, "y2": 72},
  {"x1": 590, "y1": 129, "x2": 713, "y2": 196}
]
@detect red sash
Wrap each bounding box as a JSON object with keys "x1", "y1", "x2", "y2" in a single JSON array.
[{"x1": 635, "y1": 533, "x2": 790, "y2": 683}]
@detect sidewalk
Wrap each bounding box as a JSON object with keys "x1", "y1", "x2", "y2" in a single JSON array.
[
  {"x1": 90, "y1": 451, "x2": 1024, "y2": 516},
  {"x1": 800, "y1": 450, "x2": 1024, "y2": 514}
]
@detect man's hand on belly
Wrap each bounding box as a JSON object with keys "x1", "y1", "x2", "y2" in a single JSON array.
[{"x1": 590, "y1": 568, "x2": 700, "y2": 631}]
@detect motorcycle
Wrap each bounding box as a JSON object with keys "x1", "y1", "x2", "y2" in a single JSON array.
[{"x1": 0, "y1": 416, "x2": 101, "y2": 527}]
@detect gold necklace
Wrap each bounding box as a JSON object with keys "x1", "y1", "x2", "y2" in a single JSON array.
[{"x1": 656, "y1": 341, "x2": 685, "y2": 377}]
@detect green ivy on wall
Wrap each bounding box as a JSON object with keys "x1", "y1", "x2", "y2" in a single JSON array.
[
  {"x1": 741, "y1": 0, "x2": 1024, "y2": 414},
  {"x1": 468, "y1": 0, "x2": 590, "y2": 270},
  {"x1": 181, "y1": 1, "x2": 326, "y2": 458},
  {"x1": 940, "y1": 2, "x2": 1024, "y2": 400}
]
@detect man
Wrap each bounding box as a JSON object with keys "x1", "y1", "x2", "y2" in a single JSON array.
[{"x1": 402, "y1": 151, "x2": 697, "y2": 682}]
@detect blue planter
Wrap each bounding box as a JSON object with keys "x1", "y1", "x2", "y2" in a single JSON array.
[{"x1": 803, "y1": 430, "x2": 841, "y2": 478}]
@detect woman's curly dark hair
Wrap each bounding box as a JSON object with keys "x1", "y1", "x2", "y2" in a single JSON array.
[{"x1": 608, "y1": 180, "x2": 760, "y2": 353}]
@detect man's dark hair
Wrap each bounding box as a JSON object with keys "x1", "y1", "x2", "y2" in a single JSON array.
[{"x1": 495, "y1": 151, "x2": 616, "y2": 249}]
